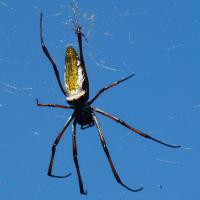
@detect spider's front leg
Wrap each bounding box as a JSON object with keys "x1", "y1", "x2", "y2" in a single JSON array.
[
  {"x1": 75, "y1": 26, "x2": 84, "y2": 63},
  {"x1": 40, "y1": 13, "x2": 66, "y2": 96},
  {"x1": 75, "y1": 25, "x2": 88, "y2": 63}
]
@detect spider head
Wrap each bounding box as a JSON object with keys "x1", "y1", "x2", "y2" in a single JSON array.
[{"x1": 75, "y1": 103, "x2": 94, "y2": 129}]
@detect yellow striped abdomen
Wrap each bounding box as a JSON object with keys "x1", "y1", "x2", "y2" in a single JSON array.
[{"x1": 64, "y1": 47, "x2": 88, "y2": 105}]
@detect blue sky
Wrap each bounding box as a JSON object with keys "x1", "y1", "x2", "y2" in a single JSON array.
[{"x1": 0, "y1": 0, "x2": 199, "y2": 199}]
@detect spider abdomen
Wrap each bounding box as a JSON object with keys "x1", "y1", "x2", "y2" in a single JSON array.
[{"x1": 65, "y1": 47, "x2": 89, "y2": 105}]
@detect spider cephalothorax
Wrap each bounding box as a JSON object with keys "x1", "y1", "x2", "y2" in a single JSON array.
[
  {"x1": 75, "y1": 103, "x2": 94, "y2": 129},
  {"x1": 37, "y1": 13, "x2": 181, "y2": 195}
]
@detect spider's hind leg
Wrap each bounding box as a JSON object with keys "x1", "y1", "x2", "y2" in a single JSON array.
[
  {"x1": 48, "y1": 113, "x2": 75, "y2": 178},
  {"x1": 92, "y1": 112, "x2": 143, "y2": 192},
  {"x1": 93, "y1": 107, "x2": 181, "y2": 148},
  {"x1": 72, "y1": 119, "x2": 87, "y2": 194}
]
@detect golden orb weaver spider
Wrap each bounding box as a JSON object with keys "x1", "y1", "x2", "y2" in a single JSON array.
[{"x1": 37, "y1": 13, "x2": 181, "y2": 195}]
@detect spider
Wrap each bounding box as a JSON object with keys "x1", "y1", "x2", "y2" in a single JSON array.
[{"x1": 37, "y1": 13, "x2": 181, "y2": 195}]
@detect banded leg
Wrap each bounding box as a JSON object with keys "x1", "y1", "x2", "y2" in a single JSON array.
[
  {"x1": 93, "y1": 107, "x2": 181, "y2": 148},
  {"x1": 48, "y1": 113, "x2": 75, "y2": 178},
  {"x1": 72, "y1": 119, "x2": 87, "y2": 194},
  {"x1": 89, "y1": 74, "x2": 135, "y2": 104},
  {"x1": 92, "y1": 112, "x2": 143, "y2": 192},
  {"x1": 40, "y1": 13, "x2": 66, "y2": 95},
  {"x1": 36, "y1": 98, "x2": 74, "y2": 109}
]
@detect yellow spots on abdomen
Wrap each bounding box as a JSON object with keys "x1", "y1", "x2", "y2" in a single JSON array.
[{"x1": 65, "y1": 47, "x2": 79, "y2": 93}]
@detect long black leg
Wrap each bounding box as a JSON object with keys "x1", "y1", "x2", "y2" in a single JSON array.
[
  {"x1": 70, "y1": 0, "x2": 85, "y2": 63},
  {"x1": 72, "y1": 119, "x2": 87, "y2": 194},
  {"x1": 93, "y1": 107, "x2": 181, "y2": 148},
  {"x1": 75, "y1": 25, "x2": 89, "y2": 86},
  {"x1": 40, "y1": 13, "x2": 66, "y2": 96},
  {"x1": 48, "y1": 113, "x2": 75, "y2": 178},
  {"x1": 92, "y1": 112, "x2": 143, "y2": 192},
  {"x1": 76, "y1": 26, "x2": 84, "y2": 64},
  {"x1": 89, "y1": 74, "x2": 134, "y2": 105},
  {"x1": 70, "y1": 0, "x2": 88, "y2": 59},
  {"x1": 74, "y1": 25, "x2": 89, "y2": 96},
  {"x1": 36, "y1": 98, "x2": 74, "y2": 109}
]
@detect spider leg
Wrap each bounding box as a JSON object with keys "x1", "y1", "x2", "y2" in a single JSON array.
[
  {"x1": 92, "y1": 112, "x2": 143, "y2": 192},
  {"x1": 76, "y1": 26, "x2": 84, "y2": 63},
  {"x1": 93, "y1": 107, "x2": 181, "y2": 148},
  {"x1": 75, "y1": 26, "x2": 89, "y2": 86},
  {"x1": 36, "y1": 98, "x2": 74, "y2": 109},
  {"x1": 40, "y1": 13, "x2": 66, "y2": 96},
  {"x1": 74, "y1": 25, "x2": 89, "y2": 96},
  {"x1": 48, "y1": 113, "x2": 75, "y2": 178},
  {"x1": 72, "y1": 119, "x2": 87, "y2": 195},
  {"x1": 89, "y1": 74, "x2": 135, "y2": 104}
]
